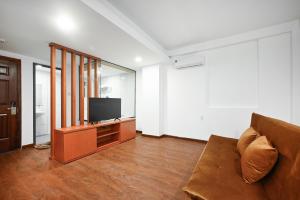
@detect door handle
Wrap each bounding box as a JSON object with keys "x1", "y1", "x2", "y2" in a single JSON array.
[
  {"x1": 0, "y1": 114, "x2": 7, "y2": 116},
  {"x1": 7, "y1": 102, "x2": 17, "y2": 115}
]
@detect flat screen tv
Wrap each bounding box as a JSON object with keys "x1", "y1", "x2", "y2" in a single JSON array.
[{"x1": 89, "y1": 98, "x2": 121, "y2": 122}]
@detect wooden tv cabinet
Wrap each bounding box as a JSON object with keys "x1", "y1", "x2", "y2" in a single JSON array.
[{"x1": 53, "y1": 118, "x2": 136, "y2": 163}]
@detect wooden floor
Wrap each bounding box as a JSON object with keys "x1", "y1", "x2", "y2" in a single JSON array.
[{"x1": 0, "y1": 135, "x2": 205, "y2": 200}]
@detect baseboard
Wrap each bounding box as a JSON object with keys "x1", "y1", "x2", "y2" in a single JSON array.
[
  {"x1": 141, "y1": 133, "x2": 207, "y2": 143},
  {"x1": 163, "y1": 134, "x2": 207, "y2": 144},
  {"x1": 136, "y1": 130, "x2": 142, "y2": 133},
  {"x1": 141, "y1": 133, "x2": 161, "y2": 138}
]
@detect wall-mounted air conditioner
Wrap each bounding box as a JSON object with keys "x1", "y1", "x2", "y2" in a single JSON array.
[{"x1": 171, "y1": 53, "x2": 205, "y2": 69}]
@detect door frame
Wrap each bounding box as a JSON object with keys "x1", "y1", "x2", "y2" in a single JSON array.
[{"x1": 0, "y1": 55, "x2": 22, "y2": 149}]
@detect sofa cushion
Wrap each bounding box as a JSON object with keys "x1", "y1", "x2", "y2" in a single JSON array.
[
  {"x1": 241, "y1": 136, "x2": 278, "y2": 184},
  {"x1": 183, "y1": 135, "x2": 267, "y2": 200},
  {"x1": 237, "y1": 127, "x2": 259, "y2": 155}
]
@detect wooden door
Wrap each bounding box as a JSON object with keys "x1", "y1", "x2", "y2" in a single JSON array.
[{"x1": 0, "y1": 56, "x2": 21, "y2": 153}]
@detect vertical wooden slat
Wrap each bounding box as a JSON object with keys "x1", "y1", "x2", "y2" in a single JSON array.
[
  {"x1": 79, "y1": 55, "x2": 84, "y2": 125},
  {"x1": 94, "y1": 59, "x2": 99, "y2": 97},
  {"x1": 71, "y1": 53, "x2": 76, "y2": 126},
  {"x1": 98, "y1": 59, "x2": 101, "y2": 97},
  {"x1": 87, "y1": 58, "x2": 92, "y2": 98},
  {"x1": 61, "y1": 49, "x2": 67, "y2": 128},
  {"x1": 87, "y1": 58, "x2": 92, "y2": 122},
  {"x1": 50, "y1": 45, "x2": 56, "y2": 159}
]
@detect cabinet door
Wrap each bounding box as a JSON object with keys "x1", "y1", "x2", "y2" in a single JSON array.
[
  {"x1": 120, "y1": 120, "x2": 136, "y2": 142},
  {"x1": 64, "y1": 129, "x2": 97, "y2": 162}
]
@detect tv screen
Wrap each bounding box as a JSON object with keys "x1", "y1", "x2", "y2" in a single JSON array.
[{"x1": 89, "y1": 98, "x2": 121, "y2": 122}]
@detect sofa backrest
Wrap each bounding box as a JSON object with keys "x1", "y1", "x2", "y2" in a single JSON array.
[{"x1": 250, "y1": 113, "x2": 300, "y2": 200}]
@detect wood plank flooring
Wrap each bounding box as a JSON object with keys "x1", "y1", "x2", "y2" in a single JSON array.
[{"x1": 0, "y1": 135, "x2": 205, "y2": 200}]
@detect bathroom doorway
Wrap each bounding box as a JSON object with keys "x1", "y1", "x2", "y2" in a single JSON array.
[{"x1": 33, "y1": 63, "x2": 61, "y2": 145}]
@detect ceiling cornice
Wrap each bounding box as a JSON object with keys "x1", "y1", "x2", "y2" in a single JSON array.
[{"x1": 80, "y1": 0, "x2": 169, "y2": 61}]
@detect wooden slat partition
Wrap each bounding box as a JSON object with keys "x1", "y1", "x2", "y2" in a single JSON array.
[
  {"x1": 50, "y1": 45, "x2": 56, "y2": 159},
  {"x1": 79, "y1": 55, "x2": 84, "y2": 125},
  {"x1": 49, "y1": 42, "x2": 100, "y2": 60},
  {"x1": 49, "y1": 42, "x2": 102, "y2": 159},
  {"x1": 61, "y1": 49, "x2": 67, "y2": 128},
  {"x1": 71, "y1": 53, "x2": 76, "y2": 126},
  {"x1": 94, "y1": 59, "x2": 99, "y2": 97}
]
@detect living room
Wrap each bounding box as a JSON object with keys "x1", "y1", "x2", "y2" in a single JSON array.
[{"x1": 0, "y1": 0, "x2": 300, "y2": 199}]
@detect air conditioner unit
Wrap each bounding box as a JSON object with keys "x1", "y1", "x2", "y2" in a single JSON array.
[{"x1": 171, "y1": 53, "x2": 205, "y2": 69}]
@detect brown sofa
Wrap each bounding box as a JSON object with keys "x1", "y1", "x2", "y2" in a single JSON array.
[{"x1": 183, "y1": 113, "x2": 300, "y2": 200}]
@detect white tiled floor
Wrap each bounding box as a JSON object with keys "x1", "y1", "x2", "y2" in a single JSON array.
[{"x1": 36, "y1": 134, "x2": 50, "y2": 144}]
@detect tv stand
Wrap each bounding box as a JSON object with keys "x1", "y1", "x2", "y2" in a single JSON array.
[{"x1": 53, "y1": 118, "x2": 136, "y2": 163}]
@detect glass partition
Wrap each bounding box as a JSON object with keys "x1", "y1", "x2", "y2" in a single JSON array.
[
  {"x1": 33, "y1": 60, "x2": 135, "y2": 144},
  {"x1": 84, "y1": 61, "x2": 135, "y2": 121},
  {"x1": 100, "y1": 61, "x2": 136, "y2": 118}
]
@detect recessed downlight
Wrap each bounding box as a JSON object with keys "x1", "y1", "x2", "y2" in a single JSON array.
[
  {"x1": 55, "y1": 14, "x2": 76, "y2": 33},
  {"x1": 135, "y1": 56, "x2": 143, "y2": 63}
]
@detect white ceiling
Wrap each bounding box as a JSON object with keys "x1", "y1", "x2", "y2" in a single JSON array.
[
  {"x1": 0, "y1": 0, "x2": 300, "y2": 69},
  {"x1": 0, "y1": 0, "x2": 165, "y2": 69},
  {"x1": 109, "y1": 0, "x2": 300, "y2": 50}
]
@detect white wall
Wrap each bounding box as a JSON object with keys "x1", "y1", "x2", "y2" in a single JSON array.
[
  {"x1": 137, "y1": 20, "x2": 300, "y2": 140},
  {"x1": 137, "y1": 65, "x2": 162, "y2": 136},
  {"x1": 293, "y1": 23, "x2": 300, "y2": 124},
  {"x1": 165, "y1": 33, "x2": 299, "y2": 140},
  {"x1": 136, "y1": 69, "x2": 143, "y2": 131},
  {"x1": 136, "y1": 64, "x2": 167, "y2": 135},
  {"x1": 159, "y1": 63, "x2": 167, "y2": 135},
  {"x1": 0, "y1": 49, "x2": 49, "y2": 145},
  {"x1": 291, "y1": 22, "x2": 300, "y2": 124},
  {"x1": 258, "y1": 34, "x2": 292, "y2": 121}
]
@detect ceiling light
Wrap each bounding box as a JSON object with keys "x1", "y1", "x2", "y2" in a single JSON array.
[
  {"x1": 55, "y1": 14, "x2": 76, "y2": 33},
  {"x1": 135, "y1": 56, "x2": 143, "y2": 63}
]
